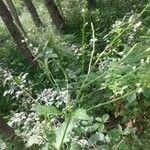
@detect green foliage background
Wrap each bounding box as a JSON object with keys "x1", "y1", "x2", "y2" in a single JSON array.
[{"x1": 0, "y1": 0, "x2": 150, "y2": 149}]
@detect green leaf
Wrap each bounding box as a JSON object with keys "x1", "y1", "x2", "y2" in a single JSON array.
[
  {"x1": 34, "y1": 105, "x2": 62, "y2": 116},
  {"x1": 102, "y1": 114, "x2": 109, "y2": 123},
  {"x1": 95, "y1": 117, "x2": 102, "y2": 122},
  {"x1": 74, "y1": 127, "x2": 84, "y2": 135},
  {"x1": 123, "y1": 127, "x2": 136, "y2": 135},
  {"x1": 98, "y1": 123, "x2": 105, "y2": 131},
  {"x1": 13, "y1": 76, "x2": 21, "y2": 85},
  {"x1": 46, "y1": 53, "x2": 58, "y2": 59},
  {"x1": 108, "y1": 129, "x2": 121, "y2": 141},
  {"x1": 72, "y1": 109, "x2": 90, "y2": 120},
  {"x1": 55, "y1": 109, "x2": 90, "y2": 149},
  {"x1": 27, "y1": 135, "x2": 40, "y2": 147},
  {"x1": 70, "y1": 141, "x2": 80, "y2": 150},
  {"x1": 89, "y1": 133, "x2": 105, "y2": 146},
  {"x1": 89, "y1": 123, "x2": 99, "y2": 132},
  {"x1": 55, "y1": 117, "x2": 73, "y2": 150},
  {"x1": 89, "y1": 133, "x2": 100, "y2": 146},
  {"x1": 126, "y1": 92, "x2": 136, "y2": 104},
  {"x1": 143, "y1": 88, "x2": 150, "y2": 98}
]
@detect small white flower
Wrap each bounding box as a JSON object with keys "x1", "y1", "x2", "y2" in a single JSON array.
[
  {"x1": 140, "y1": 59, "x2": 144, "y2": 64},
  {"x1": 118, "y1": 51, "x2": 124, "y2": 55},
  {"x1": 29, "y1": 43, "x2": 33, "y2": 47},
  {"x1": 136, "y1": 83, "x2": 141, "y2": 87},
  {"x1": 34, "y1": 47, "x2": 39, "y2": 51},
  {"x1": 137, "y1": 88, "x2": 143, "y2": 93},
  {"x1": 22, "y1": 73, "x2": 28, "y2": 80},
  {"x1": 134, "y1": 21, "x2": 142, "y2": 29},
  {"x1": 132, "y1": 66, "x2": 136, "y2": 70},
  {"x1": 134, "y1": 21, "x2": 142, "y2": 32},
  {"x1": 90, "y1": 37, "x2": 98, "y2": 44},
  {"x1": 81, "y1": 8, "x2": 86, "y2": 13},
  {"x1": 128, "y1": 35, "x2": 134, "y2": 41},
  {"x1": 21, "y1": 39, "x2": 25, "y2": 43},
  {"x1": 78, "y1": 139, "x2": 88, "y2": 146},
  {"x1": 128, "y1": 15, "x2": 134, "y2": 23},
  {"x1": 25, "y1": 38, "x2": 28, "y2": 42}
]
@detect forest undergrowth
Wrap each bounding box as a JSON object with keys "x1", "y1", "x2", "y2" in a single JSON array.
[{"x1": 0, "y1": 0, "x2": 150, "y2": 150}]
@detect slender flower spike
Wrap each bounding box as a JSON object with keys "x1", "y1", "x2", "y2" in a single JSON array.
[{"x1": 146, "y1": 56, "x2": 150, "y2": 64}]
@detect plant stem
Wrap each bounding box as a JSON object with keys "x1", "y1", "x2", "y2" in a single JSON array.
[
  {"x1": 81, "y1": 0, "x2": 88, "y2": 75},
  {"x1": 88, "y1": 22, "x2": 96, "y2": 74},
  {"x1": 87, "y1": 90, "x2": 136, "y2": 111},
  {"x1": 58, "y1": 117, "x2": 71, "y2": 150}
]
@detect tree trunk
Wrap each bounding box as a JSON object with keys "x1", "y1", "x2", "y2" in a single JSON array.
[
  {"x1": 0, "y1": 117, "x2": 25, "y2": 150},
  {"x1": 23, "y1": 0, "x2": 43, "y2": 27},
  {"x1": 0, "y1": 0, "x2": 36, "y2": 66},
  {"x1": 44, "y1": 0, "x2": 66, "y2": 33},
  {"x1": 5, "y1": 0, "x2": 26, "y2": 36}
]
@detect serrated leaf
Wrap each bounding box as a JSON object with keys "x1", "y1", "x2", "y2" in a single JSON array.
[{"x1": 34, "y1": 105, "x2": 62, "y2": 116}]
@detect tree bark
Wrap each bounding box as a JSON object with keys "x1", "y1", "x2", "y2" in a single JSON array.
[
  {"x1": 0, "y1": 117, "x2": 25, "y2": 150},
  {"x1": 23, "y1": 0, "x2": 43, "y2": 27},
  {"x1": 44, "y1": 0, "x2": 66, "y2": 33},
  {"x1": 0, "y1": 0, "x2": 36, "y2": 66},
  {"x1": 5, "y1": 0, "x2": 26, "y2": 36}
]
